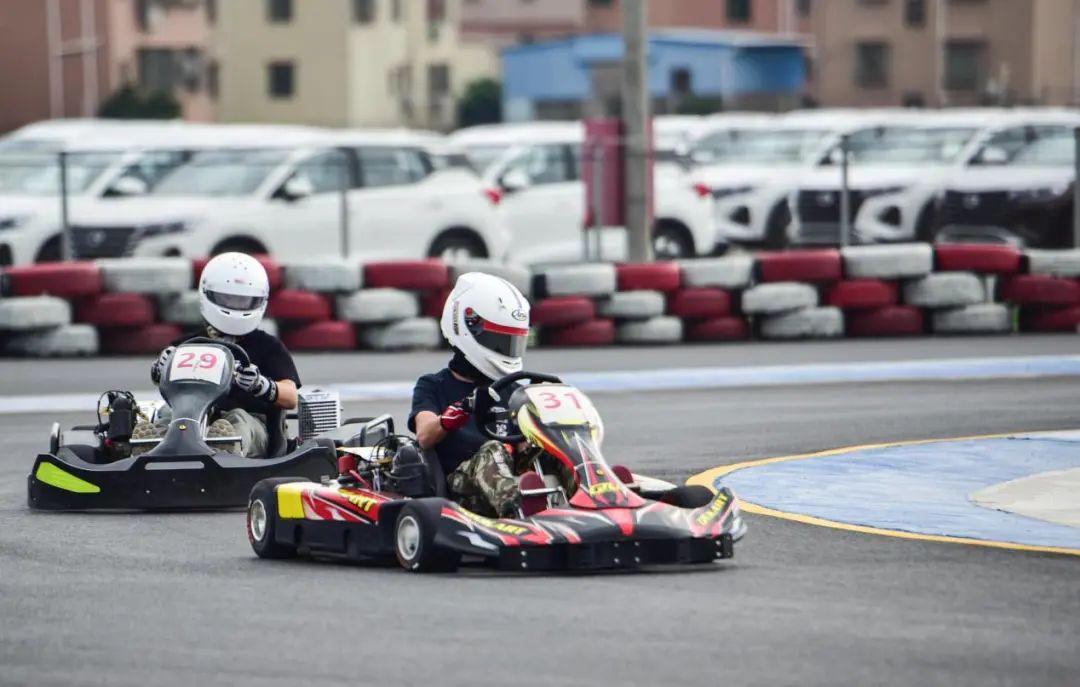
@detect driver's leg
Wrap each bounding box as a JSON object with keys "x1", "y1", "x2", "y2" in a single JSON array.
[
  {"x1": 221, "y1": 409, "x2": 268, "y2": 458},
  {"x1": 447, "y1": 441, "x2": 519, "y2": 517}
]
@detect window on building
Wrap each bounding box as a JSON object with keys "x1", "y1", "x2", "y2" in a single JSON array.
[
  {"x1": 796, "y1": 0, "x2": 811, "y2": 17},
  {"x1": 267, "y1": 61, "x2": 295, "y2": 98},
  {"x1": 726, "y1": 0, "x2": 752, "y2": 23},
  {"x1": 427, "y1": 0, "x2": 446, "y2": 23},
  {"x1": 135, "y1": 0, "x2": 150, "y2": 31},
  {"x1": 138, "y1": 49, "x2": 178, "y2": 92},
  {"x1": 267, "y1": 0, "x2": 292, "y2": 23},
  {"x1": 206, "y1": 0, "x2": 216, "y2": 24},
  {"x1": 207, "y1": 60, "x2": 219, "y2": 99},
  {"x1": 180, "y1": 49, "x2": 202, "y2": 92},
  {"x1": 588, "y1": 0, "x2": 614, "y2": 6},
  {"x1": 945, "y1": 41, "x2": 984, "y2": 91},
  {"x1": 392, "y1": 0, "x2": 403, "y2": 21},
  {"x1": 427, "y1": 63, "x2": 451, "y2": 123},
  {"x1": 854, "y1": 42, "x2": 889, "y2": 88},
  {"x1": 353, "y1": 0, "x2": 375, "y2": 23},
  {"x1": 671, "y1": 68, "x2": 692, "y2": 95},
  {"x1": 904, "y1": 0, "x2": 925, "y2": 27}
]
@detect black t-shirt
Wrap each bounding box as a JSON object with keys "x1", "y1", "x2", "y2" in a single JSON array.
[
  {"x1": 408, "y1": 368, "x2": 486, "y2": 475},
  {"x1": 174, "y1": 328, "x2": 301, "y2": 415}
]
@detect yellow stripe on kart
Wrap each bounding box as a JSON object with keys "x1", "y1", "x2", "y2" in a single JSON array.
[
  {"x1": 35, "y1": 462, "x2": 100, "y2": 494},
  {"x1": 276, "y1": 483, "x2": 307, "y2": 519}
]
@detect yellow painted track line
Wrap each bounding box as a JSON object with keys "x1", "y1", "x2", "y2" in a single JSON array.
[{"x1": 687, "y1": 431, "x2": 1080, "y2": 558}]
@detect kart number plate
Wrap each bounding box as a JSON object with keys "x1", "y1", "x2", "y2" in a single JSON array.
[
  {"x1": 169, "y1": 346, "x2": 228, "y2": 384},
  {"x1": 524, "y1": 385, "x2": 598, "y2": 426}
]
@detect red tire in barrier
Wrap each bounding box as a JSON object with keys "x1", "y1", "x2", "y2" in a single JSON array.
[
  {"x1": 76, "y1": 293, "x2": 156, "y2": 327},
  {"x1": 532, "y1": 296, "x2": 596, "y2": 328},
  {"x1": 825, "y1": 279, "x2": 898, "y2": 310},
  {"x1": 192, "y1": 254, "x2": 284, "y2": 290},
  {"x1": 545, "y1": 318, "x2": 616, "y2": 347},
  {"x1": 5, "y1": 261, "x2": 102, "y2": 297},
  {"x1": 935, "y1": 244, "x2": 1021, "y2": 275},
  {"x1": 998, "y1": 275, "x2": 1080, "y2": 306},
  {"x1": 100, "y1": 323, "x2": 183, "y2": 355},
  {"x1": 364, "y1": 260, "x2": 450, "y2": 291},
  {"x1": 685, "y1": 316, "x2": 749, "y2": 342},
  {"x1": 616, "y1": 262, "x2": 682, "y2": 292},
  {"x1": 756, "y1": 249, "x2": 842, "y2": 283},
  {"x1": 268, "y1": 290, "x2": 333, "y2": 321},
  {"x1": 1021, "y1": 306, "x2": 1080, "y2": 332},
  {"x1": 421, "y1": 287, "x2": 452, "y2": 319},
  {"x1": 281, "y1": 321, "x2": 358, "y2": 351},
  {"x1": 846, "y1": 306, "x2": 925, "y2": 337},
  {"x1": 667, "y1": 288, "x2": 732, "y2": 319}
]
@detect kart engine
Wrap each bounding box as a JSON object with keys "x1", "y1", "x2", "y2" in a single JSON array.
[{"x1": 297, "y1": 388, "x2": 342, "y2": 441}]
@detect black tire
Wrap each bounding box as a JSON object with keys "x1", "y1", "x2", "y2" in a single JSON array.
[
  {"x1": 394, "y1": 501, "x2": 459, "y2": 573},
  {"x1": 652, "y1": 221, "x2": 694, "y2": 260},
  {"x1": 658, "y1": 485, "x2": 715, "y2": 509},
  {"x1": 763, "y1": 202, "x2": 791, "y2": 250},
  {"x1": 212, "y1": 237, "x2": 267, "y2": 256},
  {"x1": 429, "y1": 230, "x2": 487, "y2": 261},
  {"x1": 247, "y1": 477, "x2": 303, "y2": 559},
  {"x1": 35, "y1": 236, "x2": 62, "y2": 263}
]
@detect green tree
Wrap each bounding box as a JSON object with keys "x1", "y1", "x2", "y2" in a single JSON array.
[
  {"x1": 456, "y1": 78, "x2": 502, "y2": 128},
  {"x1": 99, "y1": 85, "x2": 181, "y2": 119}
]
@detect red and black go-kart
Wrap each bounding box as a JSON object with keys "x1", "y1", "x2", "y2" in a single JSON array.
[
  {"x1": 27, "y1": 338, "x2": 339, "y2": 511},
  {"x1": 246, "y1": 371, "x2": 746, "y2": 572}
]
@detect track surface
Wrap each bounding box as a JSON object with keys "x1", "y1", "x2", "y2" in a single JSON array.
[{"x1": 2, "y1": 339, "x2": 1079, "y2": 686}]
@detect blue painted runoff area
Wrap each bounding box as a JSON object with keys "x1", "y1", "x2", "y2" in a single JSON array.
[
  {"x1": 714, "y1": 434, "x2": 1080, "y2": 549},
  {"x1": 6, "y1": 354, "x2": 1080, "y2": 415}
]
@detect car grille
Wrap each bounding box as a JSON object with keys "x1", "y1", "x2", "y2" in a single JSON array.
[
  {"x1": 70, "y1": 225, "x2": 138, "y2": 258},
  {"x1": 940, "y1": 190, "x2": 1009, "y2": 226},
  {"x1": 796, "y1": 189, "x2": 867, "y2": 224}
]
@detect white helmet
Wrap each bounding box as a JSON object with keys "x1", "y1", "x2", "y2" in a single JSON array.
[
  {"x1": 198, "y1": 253, "x2": 270, "y2": 336},
  {"x1": 441, "y1": 272, "x2": 530, "y2": 381}
]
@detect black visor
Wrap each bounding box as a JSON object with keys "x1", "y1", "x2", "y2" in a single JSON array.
[
  {"x1": 465, "y1": 312, "x2": 528, "y2": 357},
  {"x1": 205, "y1": 290, "x2": 266, "y2": 311}
]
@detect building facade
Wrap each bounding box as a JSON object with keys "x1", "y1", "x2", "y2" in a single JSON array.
[{"x1": 808, "y1": 0, "x2": 1080, "y2": 108}]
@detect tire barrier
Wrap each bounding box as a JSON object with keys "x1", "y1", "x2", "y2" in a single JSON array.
[{"x1": 5, "y1": 244, "x2": 1080, "y2": 355}]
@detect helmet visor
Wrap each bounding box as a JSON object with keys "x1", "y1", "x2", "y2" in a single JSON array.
[
  {"x1": 205, "y1": 290, "x2": 266, "y2": 311},
  {"x1": 468, "y1": 317, "x2": 528, "y2": 358}
]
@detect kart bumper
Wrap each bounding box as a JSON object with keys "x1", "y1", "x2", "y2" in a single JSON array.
[{"x1": 495, "y1": 534, "x2": 733, "y2": 571}]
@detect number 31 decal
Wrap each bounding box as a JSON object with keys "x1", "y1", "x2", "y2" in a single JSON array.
[{"x1": 537, "y1": 391, "x2": 583, "y2": 410}]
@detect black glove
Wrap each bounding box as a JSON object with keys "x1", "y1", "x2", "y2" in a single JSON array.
[
  {"x1": 150, "y1": 346, "x2": 175, "y2": 385},
  {"x1": 234, "y1": 363, "x2": 278, "y2": 404}
]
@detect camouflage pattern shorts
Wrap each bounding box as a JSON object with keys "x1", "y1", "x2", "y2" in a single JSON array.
[{"x1": 447, "y1": 441, "x2": 576, "y2": 518}]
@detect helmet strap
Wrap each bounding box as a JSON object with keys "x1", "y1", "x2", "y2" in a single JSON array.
[{"x1": 448, "y1": 349, "x2": 489, "y2": 384}]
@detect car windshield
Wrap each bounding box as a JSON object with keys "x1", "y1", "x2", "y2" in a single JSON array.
[
  {"x1": 463, "y1": 144, "x2": 512, "y2": 174},
  {"x1": 1009, "y1": 135, "x2": 1076, "y2": 166},
  {"x1": 691, "y1": 128, "x2": 829, "y2": 164},
  {"x1": 849, "y1": 127, "x2": 979, "y2": 164},
  {"x1": 0, "y1": 149, "x2": 120, "y2": 196},
  {"x1": 152, "y1": 149, "x2": 290, "y2": 196}
]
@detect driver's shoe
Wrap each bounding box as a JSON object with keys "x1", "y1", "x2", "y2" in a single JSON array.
[{"x1": 206, "y1": 418, "x2": 239, "y2": 454}]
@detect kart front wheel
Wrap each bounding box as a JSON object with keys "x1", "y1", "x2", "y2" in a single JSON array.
[
  {"x1": 394, "y1": 502, "x2": 459, "y2": 573},
  {"x1": 248, "y1": 478, "x2": 300, "y2": 559}
]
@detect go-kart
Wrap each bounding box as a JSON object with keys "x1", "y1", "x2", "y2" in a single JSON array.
[
  {"x1": 246, "y1": 371, "x2": 746, "y2": 572},
  {"x1": 27, "y1": 338, "x2": 343, "y2": 511}
]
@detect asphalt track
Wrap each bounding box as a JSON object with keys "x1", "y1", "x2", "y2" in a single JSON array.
[{"x1": 2, "y1": 338, "x2": 1079, "y2": 686}]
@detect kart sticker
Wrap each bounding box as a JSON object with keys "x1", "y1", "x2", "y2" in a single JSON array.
[
  {"x1": 524, "y1": 385, "x2": 600, "y2": 426},
  {"x1": 169, "y1": 346, "x2": 229, "y2": 384}
]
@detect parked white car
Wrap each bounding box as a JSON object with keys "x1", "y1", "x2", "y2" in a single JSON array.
[
  {"x1": 482, "y1": 122, "x2": 717, "y2": 264},
  {"x1": 63, "y1": 128, "x2": 509, "y2": 261}
]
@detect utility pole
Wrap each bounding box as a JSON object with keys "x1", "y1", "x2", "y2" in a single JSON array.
[{"x1": 621, "y1": 0, "x2": 652, "y2": 262}]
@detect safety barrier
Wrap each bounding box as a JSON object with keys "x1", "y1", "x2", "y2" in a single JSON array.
[{"x1": 2, "y1": 244, "x2": 1080, "y2": 356}]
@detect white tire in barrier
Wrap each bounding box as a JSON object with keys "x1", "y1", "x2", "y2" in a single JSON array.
[
  {"x1": 361, "y1": 317, "x2": 441, "y2": 351},
  {"x1": 336, "y1": 289, "x2": 419, "y2": 324},
  {"x1": 449, "y1": 260, "x2": 531, "y2": 295},
  {"x1": 931, "y1": 303, "x2": 1012, "y2": 334},
  {"x1": 841, "y1": 243, "x2": 933, "y2": 279},
  {"x1": 596, "y1": 290, "x2": 666, "y2": 320},
  {"x1": 258, "y1": 319, "x2": 279, "y2": 337},
  {"x1": 760, "y1": 306, "x2": 844, "y2": 340},
  {"x1": 283, "y1": 258, "x2": 363, "y2": 293},
  {"x1": 98, "y1": 258, "x2": 192, "y2": 294},
  {"x1": 1, "y1": 324, "x2": 99, "y2": 356},
  {"x1": 158, "y1": 291, "x2": 202, "y2": 326},
  {"x1": 616, "y1": 316, "x2": 684, "y2": 345},
  {"x1": 902, "y1": 272, "x2": 985, "y2": 308},
  {"x1": 741, "y1": 282, "x2": 818, "y2": 315},
  {"x1": 534, "y1": 263, "x2": 617, "y2": 297},
  {"x1": 1024, "y1": 249, "x2": 1080, "y2": 277},
  {"x1": 677, "y1": 255, "x2": 754, "y2": 289},
  {"x1": 0, "y1": 296, "x2": 71, "y2": 330}
]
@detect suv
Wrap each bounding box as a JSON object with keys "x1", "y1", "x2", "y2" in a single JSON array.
[
  {"x1": 482, "y1": 122, "x2": 718, "y2": 264},
  {"x1": 63, "y1": 128, "x2": 509, "y2": 261}
]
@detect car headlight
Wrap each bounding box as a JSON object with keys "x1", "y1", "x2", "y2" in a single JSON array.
[
  {"x1": 861, "y1": 186, "x2": 907, "y2": 198},
  {"x1": 1008, "y1": 185, "x2": 1070, "y2": 202},
  {"x1": 0, "y1": 215, "x2": 31, "y2": 231},
  {"x1": 137, "y1": 220, "x2": 190, "y2": 238}
]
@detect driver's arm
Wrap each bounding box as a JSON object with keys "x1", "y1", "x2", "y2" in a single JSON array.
[
  {"x1": 274, "y1": 379, "x2": 298, "y2": 410},
  {"x1": 414, "y1": 411, "x2": 446, "y2": 450}
]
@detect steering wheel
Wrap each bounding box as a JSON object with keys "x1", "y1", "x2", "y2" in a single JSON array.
[
  {"x1": 179, "y1": 336, "x2": 252, "y2": 369},
  {"x1": 474, "y1": 371, "x2": 563, "y2": 443}
]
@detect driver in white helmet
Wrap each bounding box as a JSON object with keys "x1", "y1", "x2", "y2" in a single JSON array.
[
  {"x1": 133, "y1": 253, "x2": 300, "y2": 457},
  {"x1": 409, "y1": 272, "x2": 535, "y2": 517}
]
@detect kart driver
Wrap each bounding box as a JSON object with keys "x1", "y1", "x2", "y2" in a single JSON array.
[
  {"x1": 409, "y1": 272, "x2": 553, "y2": 517},
  {"x1": 131, "y1": 253, "x2": 299, "y2": 457}
]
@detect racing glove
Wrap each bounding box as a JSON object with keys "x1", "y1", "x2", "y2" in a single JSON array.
[
  {"x1": 150, "y1": 346, "x2": 176, "y2": 385},
  {"x1": 234, "y1": 363, "x2": 278, "y2": 404},
  {"x1": 439, "y1": 397, "x2": 472, "y2": 432}
]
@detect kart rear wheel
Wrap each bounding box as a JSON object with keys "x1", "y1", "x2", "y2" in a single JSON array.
[
  {"x1": 247, "y1": 478, "x2": 301, "y2": 559},
  {"x1": 395, "y1": 501, "x2": 459, "y2": 573}
]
